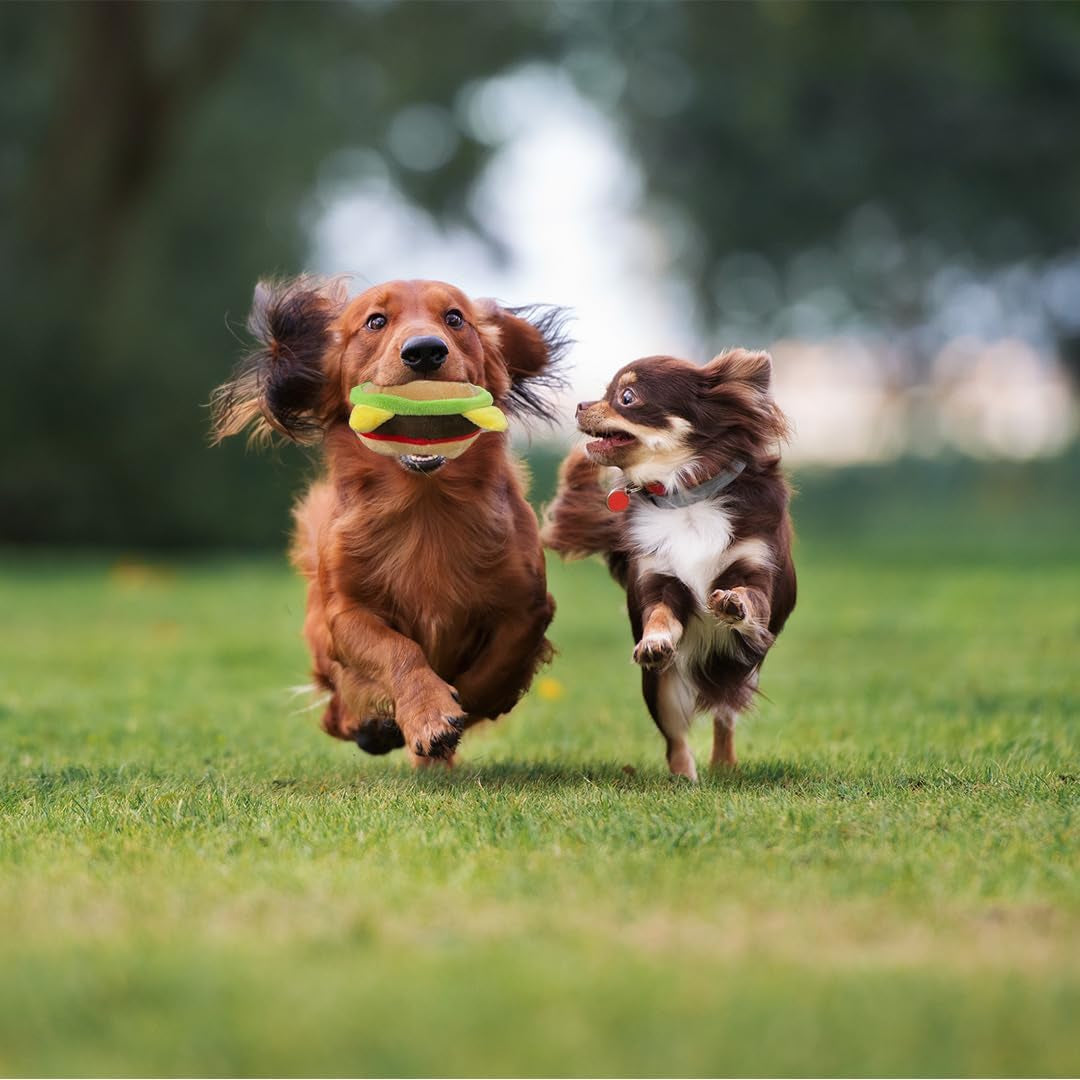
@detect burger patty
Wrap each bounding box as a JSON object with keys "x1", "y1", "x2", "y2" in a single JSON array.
[{"x1": 369, "y1": 413, "x2": 478, "y2": 440}]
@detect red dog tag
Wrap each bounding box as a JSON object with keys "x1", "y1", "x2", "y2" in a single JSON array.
[{"x1": 606, "y1": 488, "x2": 631, "y2": 513}]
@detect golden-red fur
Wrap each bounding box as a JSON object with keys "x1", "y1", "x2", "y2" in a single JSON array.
[{"x1": 213, "y1": 278, "x2": 568, "y2": 766}]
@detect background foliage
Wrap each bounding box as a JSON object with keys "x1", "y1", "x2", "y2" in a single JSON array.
[
  {"x1": 3, "y1": 1, "x2": 1078, "y2": 547},
  {"x1": 3, "y1": 8, "x2": 1078, "y2": 1074}
]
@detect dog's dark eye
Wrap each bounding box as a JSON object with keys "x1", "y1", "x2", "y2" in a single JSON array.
[
  {"x1": 365, "y1": 313, "x2": 387, "y2": 331},
  {"x1": 620, "y1": 387, "x2": 637, "y2": 406},
  {"x1": 445, "y1": 309, "x2": 465, "y2": 329}
]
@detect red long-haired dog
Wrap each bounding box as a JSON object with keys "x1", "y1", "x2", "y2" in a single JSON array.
[
  {"x1": 212, "y1": 278, "x2": 569, "y2": 766},
  {"x1": 543, "y1": 350, "x2": 796, "y2": 780}
]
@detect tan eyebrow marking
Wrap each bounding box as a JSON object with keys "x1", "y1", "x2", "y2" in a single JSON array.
[{"x1": 617, "y1": 371, "x2": 637, "y2": 386}]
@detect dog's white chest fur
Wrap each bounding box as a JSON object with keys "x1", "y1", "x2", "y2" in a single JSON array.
[{"x1": 629, "y1": 500, "x2": 735, "y2": 606}]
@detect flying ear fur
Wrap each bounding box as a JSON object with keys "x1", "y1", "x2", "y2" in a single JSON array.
[
  {"x1": 706, "y1": 348, "x2": 773, "y2": 391},
  {"x1": 704, "y1": 348, "x2": 791, "y2": 445},
  {"x1": 211, "y1": 275, "x2": 347, "y2": 446},
  {"x1": 477, "y1": 302, "x2": 573, "y2": 424}
]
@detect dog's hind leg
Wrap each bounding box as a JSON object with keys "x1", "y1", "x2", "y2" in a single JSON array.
[
  {"x1": 452, "y1": 590, "x2": 555, "y2": 721},
  {"x1": 643, "y1": 667, "x2": 699, "y2": 782},
  {"x1": 710, "y1": 706, "x2": 738, "y2": 768},
  {"x1": 708, "y1": 668, "x2": 757, "y2": 769}
]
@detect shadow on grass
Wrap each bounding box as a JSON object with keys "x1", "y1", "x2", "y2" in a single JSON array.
[
  {"x1": 291, "y1": 755, "x2": 1048, "y2": 800},
  {"x1": 360, "y1": 756, "x2": 829, "y2": 793},
  {"x1": 468, "y1": 756, "x2": 812, "y2": 790},
  {"x1": 14, "y1": 757, "x2": 1035, "y2": 803},
  {"x1": 5, "y1": 758, "x2": 818, "y2": 796}
]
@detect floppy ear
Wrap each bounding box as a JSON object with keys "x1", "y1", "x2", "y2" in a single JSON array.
[
  {"x1": 476, "y1": 302, "x2": 572, "y2": 423},
  {"x1": 211, "y1": 276, "x2": 347, "y2": 445}
]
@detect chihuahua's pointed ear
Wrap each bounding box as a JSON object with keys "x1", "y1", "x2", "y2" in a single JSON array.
[
  {"x1": 704, "y1": 348, "x2": 773, "y2": 392},
  {"x1": 211, "y1": 276, "x2": 347, "y2": 445},
  {"x1": 476, "y1": 302, "x2": 573, "y2": 423},
  {"x1": 704, "y1": 348, "x2": 790, "y2": 446}
]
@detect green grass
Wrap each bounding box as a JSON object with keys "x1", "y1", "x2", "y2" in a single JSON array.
[{"x1": 1, "y1": 505, "x2": 1079, "y2": 1075}]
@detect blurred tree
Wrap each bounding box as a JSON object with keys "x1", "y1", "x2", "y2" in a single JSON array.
[
  {"x1": 1, "y1": 0, "x2": 555, "y2": 547},
  {"x1": 553, "y1": 1, "x2": 1080, "y2": 365},
  {"x1": 2, "y1": 1, "x2": 1077, "y2": 547}
]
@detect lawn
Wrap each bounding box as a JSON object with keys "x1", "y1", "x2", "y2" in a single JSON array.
[{"x1": 1, "y1": 463, "x2": 1078, "y2": 1077}]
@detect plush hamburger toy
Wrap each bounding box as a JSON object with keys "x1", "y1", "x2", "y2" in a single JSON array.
[{"x1": 348, "y1": 381, "x2": 508, "y2": 468}]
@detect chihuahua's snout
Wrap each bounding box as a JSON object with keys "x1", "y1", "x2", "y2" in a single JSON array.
[
  {"x1": 576, "y1": 400, "x2": 597, "y2": 418},
  {"x1": 401, "y1": 335, "x2": 449, "y2": 374}
]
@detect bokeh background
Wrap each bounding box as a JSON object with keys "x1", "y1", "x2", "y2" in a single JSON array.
[
  {"x1": 3, "y1": 6, "x2": 1079, "y2": 1076},
  {"x1": 3, "y1": 0, "x2": 1079, "y2": 549}
]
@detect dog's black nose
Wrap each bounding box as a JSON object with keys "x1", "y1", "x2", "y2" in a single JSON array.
[{"x1": 401, "y1": 335, "x2": 449, "y2": 373}]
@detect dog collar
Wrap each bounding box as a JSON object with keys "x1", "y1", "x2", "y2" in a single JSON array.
[{"x1": 606, "y1": 459, "x2": 746, "y2": 513}]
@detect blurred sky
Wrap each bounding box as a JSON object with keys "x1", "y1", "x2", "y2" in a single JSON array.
[
  {"x1": 311, "y1": 68, "x2": 697, "y2": 421},
  {"x1": 309, "y1": 64, "x2": 1077, "y2": 463}
]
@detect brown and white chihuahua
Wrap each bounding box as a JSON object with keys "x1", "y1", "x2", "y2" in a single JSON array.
[{"x1": 543, "y1": 350, "x2": 796, "y2": 780}]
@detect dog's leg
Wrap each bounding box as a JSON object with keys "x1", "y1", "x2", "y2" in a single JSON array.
[
  {"x1": 632, "y1": 573, "x2": 695, "y2": 671},
  {"x1": 326, "y1": 600, "x2": 465, "y2": 764},
  {"x1": 707, "y1": 658, "x2": 760, "y2": 769},
  {"x1": 453, "y1": 593, "x2": 555, "y2": 720},
  {"x1": 707, "y1": 551, "x2": 776, "y2": 663},
  {"x1": 644, "y1": 667, "x2": 699, "y2": 781},
  {"x1": 711, "y1": 706, "x2": 738, "y2": 768},
  {"x1": 633, "y1": 604, "x2": 683, "y2": 670},
  {"x1": 322, "y1": 665, "x2": 407, "y2": 755},
  {"x1": 632, "y1": 573, "x2": 699, "y2": 779},
  {"x1": 708, "y1": 585, "x2": 773, "y2": 653},
  {"x1": 294, "y1": 534, "x2": 408, "y2": 755}
]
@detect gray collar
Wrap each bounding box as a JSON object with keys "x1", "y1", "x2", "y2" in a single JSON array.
[
  {"x1": 611, "y1": 459, "x2": 746, "y2": 511},
  {"x1": 644, "y1": 459, "x2": 746, "y2": 508}
]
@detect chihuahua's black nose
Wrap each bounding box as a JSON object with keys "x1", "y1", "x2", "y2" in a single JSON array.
[{"x1": 401, "y1": 335, "x2": 449, "y2": 373}]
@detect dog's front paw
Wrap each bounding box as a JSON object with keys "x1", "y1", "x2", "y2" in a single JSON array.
[
  {"x1": 400, "y1": 682, "x2": 466, "y2": 762},
  {"x1": 633, "y1": 632, "x2": 677, "y2": 671},
  {"x1": 708, "y1": 588, "x2": 747, "y2": 625}
]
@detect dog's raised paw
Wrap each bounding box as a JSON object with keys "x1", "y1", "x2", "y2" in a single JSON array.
[
  {"x1": 424, "y1": 717, "x2": 465, "y2": 760},
  {"x1": 408, "y1": 707, "x2": 466, "y2": 760},
  {"x1": 399, "y1": 678, "x2": 467, "y2": 762},
  {"x1": 709, "y1": 588, "x2": 747, "y2": 624},
  {"x1": 633, "y1": 633, "x2": 676, "y2": 670},
  {"x1": 353, "y1": 717, "x2": 405, "y2": 756}
]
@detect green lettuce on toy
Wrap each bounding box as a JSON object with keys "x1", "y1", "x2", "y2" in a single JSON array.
[{"x1": 348, "y1": 381, "x2": 508, "y2": 461}]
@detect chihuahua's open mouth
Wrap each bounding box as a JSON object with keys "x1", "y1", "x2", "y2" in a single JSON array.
[{"x1": 582, "y1": 427, "x2": 638, "y2": 456}]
